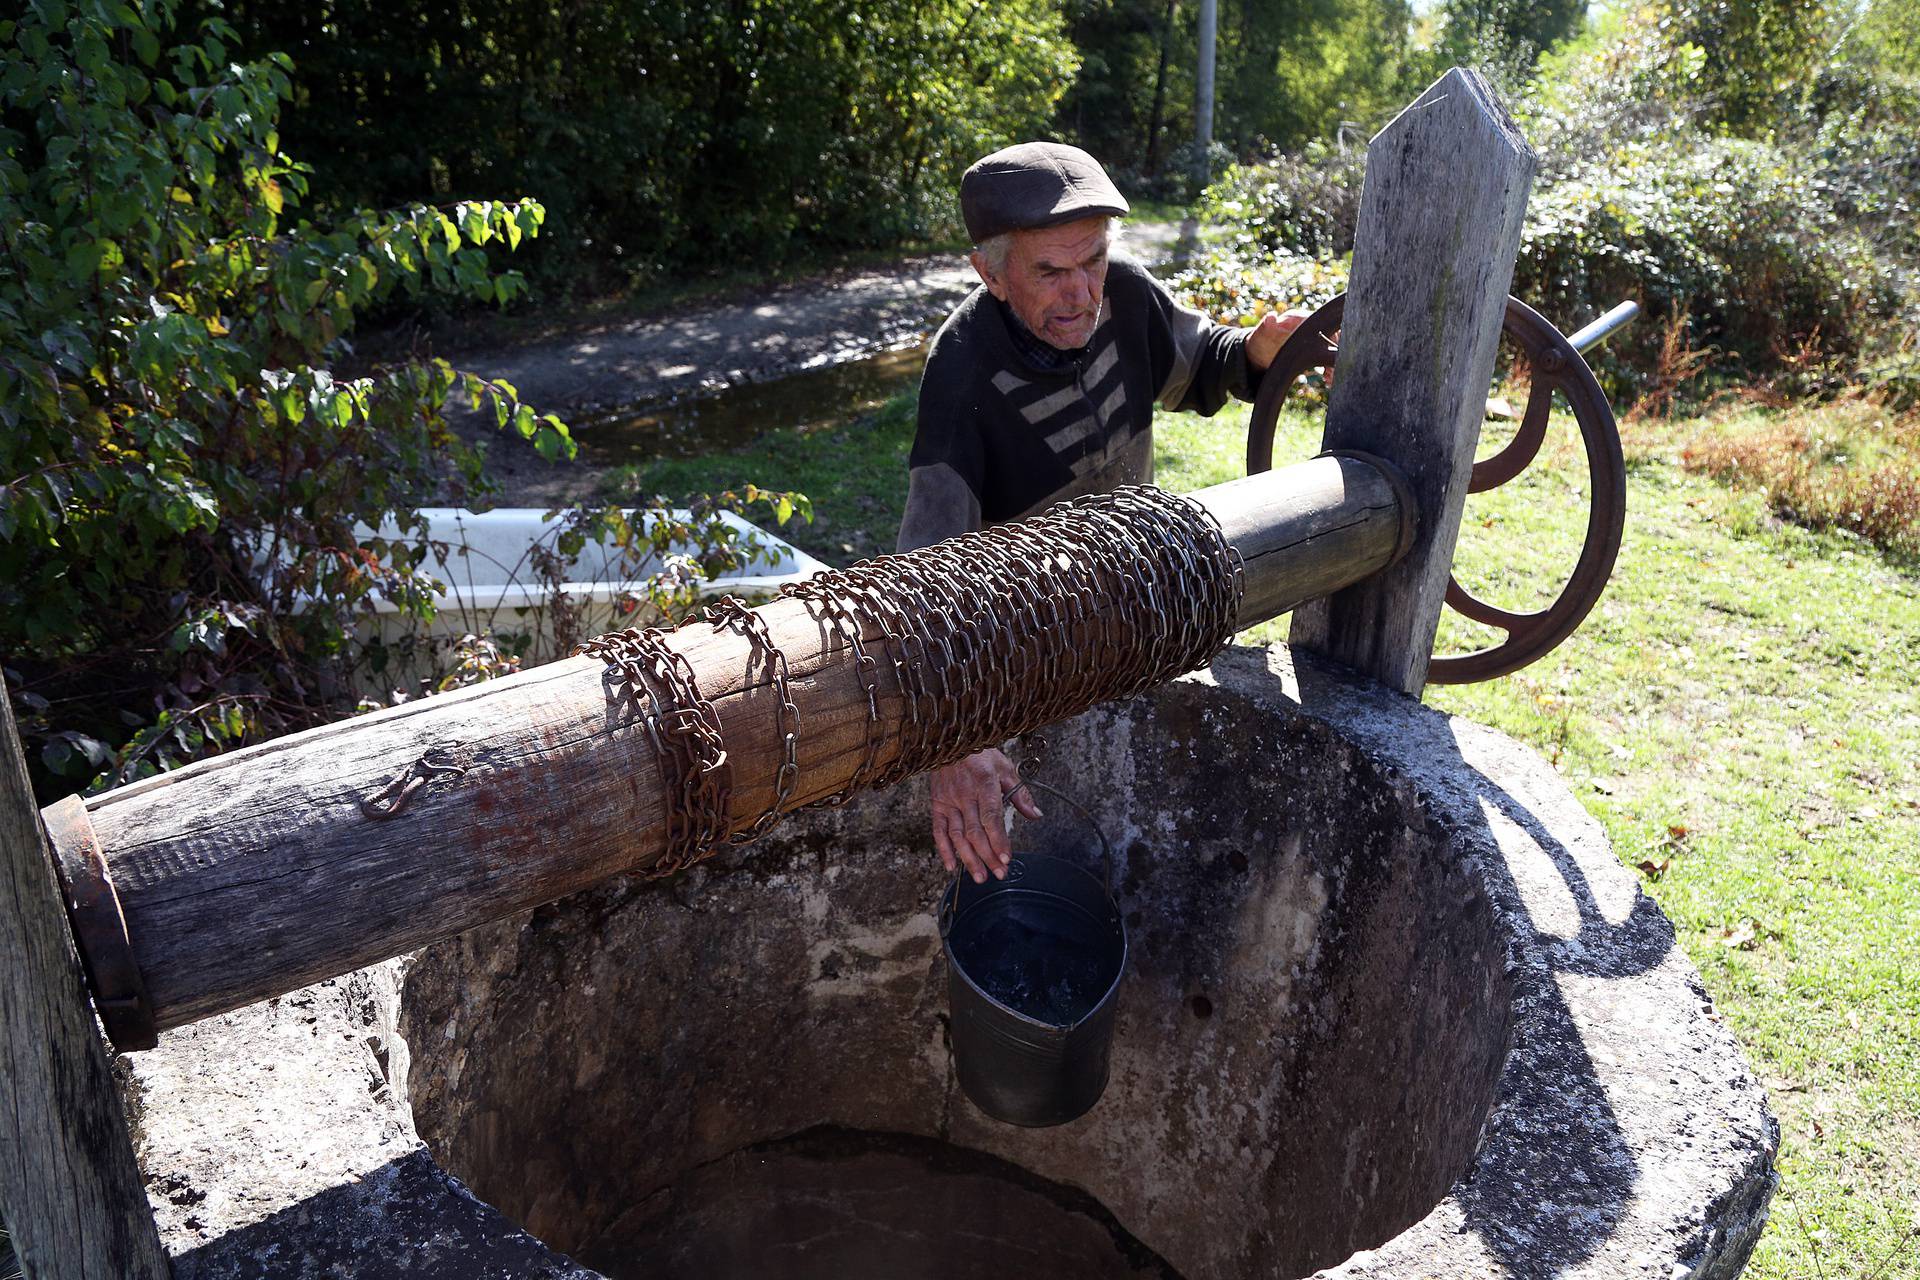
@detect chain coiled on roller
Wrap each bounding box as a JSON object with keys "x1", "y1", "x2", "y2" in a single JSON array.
[
  {"x1": 793, "y1": 485, "x2": 1243, "y2": 788},
  {"x1": 580, "y1": 484, "x2": 1243, "y2": 876},
  {"x1": 575, "y1": 625, "x2": 732, "y2": 875}
]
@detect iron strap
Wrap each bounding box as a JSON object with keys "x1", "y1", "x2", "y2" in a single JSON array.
[{"x1": 43, "y1": 794, "x2": 159, "y2": 1052}]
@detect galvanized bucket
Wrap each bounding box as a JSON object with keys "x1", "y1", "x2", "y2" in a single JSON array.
[{"x1": 938, "y1": 781, "x2": 1126, "y2": 1127}]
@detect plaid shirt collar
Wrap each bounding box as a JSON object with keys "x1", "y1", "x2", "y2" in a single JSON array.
[{"x1": 999, "y1": 298, "x2": 1089, "y2": 372}]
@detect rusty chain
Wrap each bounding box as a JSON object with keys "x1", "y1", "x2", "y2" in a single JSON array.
[
  {"x1": 577, "y1": 484, "x2": 1243, "y2": 876},
  {"x1": 575, "y1": 625, "x2": 732, "y2": 875},
  {"x1": 699, "y1": 595, "x2": 802, "y2": 842},
  {"x1": 787, "y1": 484, "x2": 1243, "y2": 787},
  {"x1": 781, "y1": 578, "x2": 886, "y2": 807}
]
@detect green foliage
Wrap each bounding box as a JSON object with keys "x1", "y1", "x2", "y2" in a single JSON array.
[
  {"x1": 1847, "y1": 0, "x2": 1920, "y2": 77},
  {"x1": 1197, "y1": 138, "x2": 1365, "y2": 258},
  {"x1": 1183, "y1": 4, "x2": 1919, "y2": 406},
  {"x1": 1661, "y1": 0, "x2": 1836, "y2": 133},
  {"x1": 1431, "y1": 0, "x2": 1587, "y2": 73},
  {"x1": 0, "y1": 0, "x2": 573, "y2": 791},
  {"x1": 211, "y1": 0, "x2": 1077, "y2": 288},
  {"x1": 1515, "y1": 133, "x2": 1870, "y2": 389},
  {"x1": 1061, "y1": 0, "x2": 1416, "y2": 198}
]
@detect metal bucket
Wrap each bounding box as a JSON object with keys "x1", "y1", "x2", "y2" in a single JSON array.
[{"x1": 938, "y1": 781, "x2": 1126, "y2": 1127}]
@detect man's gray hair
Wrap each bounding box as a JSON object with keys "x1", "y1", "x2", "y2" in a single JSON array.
[{"x1": 972, "y1": 217, "x2": 1124, "y2": 277}]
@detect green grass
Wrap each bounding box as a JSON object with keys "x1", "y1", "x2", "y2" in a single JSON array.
[
  {"x1": 610, "y1": 390, "x2": 920, "y2": 566},
  {"x1": 1441, "y1": 448, "x2": 1920, "y2": 1280},
  {"x1": 641, "y1": 390, "x2": 1920, "y2": 1278}
]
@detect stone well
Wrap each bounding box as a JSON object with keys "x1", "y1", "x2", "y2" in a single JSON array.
[{"x1": 127, "y1": 646, "x2": 1777, "y2": 1278}]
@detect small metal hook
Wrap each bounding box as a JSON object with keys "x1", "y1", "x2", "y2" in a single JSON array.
[{"x1": 360, "y1": 747, "x2": 467, "y2": 820}]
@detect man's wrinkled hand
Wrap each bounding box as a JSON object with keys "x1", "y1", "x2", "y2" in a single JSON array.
[
  {"x1": 1244, "y1": 307, "x2": 1311, "y2": 372},
  {"x1": 930, "y1": 748, "x2": 1045, "y2": 884}
]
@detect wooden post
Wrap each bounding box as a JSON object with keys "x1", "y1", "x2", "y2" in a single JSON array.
[
  {"x1": 0, "y1": 697, "x2": 170, "y2": 1277},
  {"x1": 1289, "y1": 67, "x2": 1536, "y2": 695},
  {"x1": 58, "y1": 458, "x2": 1404, "y2": 1041}
]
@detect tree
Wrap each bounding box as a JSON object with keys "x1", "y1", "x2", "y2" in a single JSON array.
[
  {"x1": 201, "y1": 0, "x2": 1078, "y2": 287},
  {"x1": 1436, "y1": 0, "x2": 1587, "y2": 76},
  {"x1": 0, "y1": 0, "x2": 564, "y2": 787},
  {"x1": 1842, "y1": 0, "x2": 1920, "y2": 77},
  {"x1": 1665, "y1": 0, "x2": 1836, "y2": 132},
  {"x1": 1060, "y1": 0, "x2": 1415, "y2": 191}
]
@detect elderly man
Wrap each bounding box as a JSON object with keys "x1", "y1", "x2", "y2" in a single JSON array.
[{"x1": 900, "y1": 141, "x2": 1309, "y2": 885}]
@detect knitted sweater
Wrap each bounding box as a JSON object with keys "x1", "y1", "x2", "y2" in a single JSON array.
[{"x1": 896, "y1": 256, "x2": 1261, "y2": 552}]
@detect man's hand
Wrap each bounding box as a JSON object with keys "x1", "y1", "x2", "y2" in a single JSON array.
[
  {"x1": 930, "y1": 748, "x2": 1045, "y2": 884},
  {"x1": 1244, "y1": 307, "x2": 1313, "y2": 372}
]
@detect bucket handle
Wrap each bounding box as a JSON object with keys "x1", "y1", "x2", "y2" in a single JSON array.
[
  {"x1": 936, "y1": 777, "x2": 1118, "y2": 941},
  {"x1": 1006, "y1": 777, "x2": 1117, "y2": 900}
]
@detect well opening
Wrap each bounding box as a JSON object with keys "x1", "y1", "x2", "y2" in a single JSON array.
[{"x1": 398, "y1": 674, "x2": 1513, "y2": 1279}]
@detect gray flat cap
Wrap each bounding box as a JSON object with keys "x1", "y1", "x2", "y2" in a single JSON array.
[{"x1": 960, "y1": 142, "x2": 1130, "y2": 243}]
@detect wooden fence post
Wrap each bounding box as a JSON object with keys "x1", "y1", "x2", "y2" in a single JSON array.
[
  {"x1": 0, "y1": 694, "x2": 169, "y2": 1278},
  {"x1": 1289, "y1": 67, "x2": 1537, "y2": 695}
]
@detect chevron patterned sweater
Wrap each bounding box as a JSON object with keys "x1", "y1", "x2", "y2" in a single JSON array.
[{"x1": 896, "y1": 256, "x2": 1261, "y2": 552}]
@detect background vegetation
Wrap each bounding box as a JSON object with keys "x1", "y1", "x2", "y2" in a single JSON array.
[
  {"x1": 183, "y1": 0, "x2": 1586, "y2": 290},
  {"x1": 1183, "y1": 0, "x2": 1919, "y2": 413},
  {"x1": 0, "y1": 0, "x2": 798, "y2": 798},
  {"x1": 199, "y1": 0, "x2": 1079, "y2": 290}
]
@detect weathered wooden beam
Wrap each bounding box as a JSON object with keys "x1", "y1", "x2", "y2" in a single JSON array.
[
  {"x1": 62, "y1": 457, "x2": 1403, "y2": 1042},
  {"x1": 0, "y1": 698, "x2": 170, "y2": 1277},
  {"x1": 1289, "y1": 67, "x2": 1536, "y2": 695}
]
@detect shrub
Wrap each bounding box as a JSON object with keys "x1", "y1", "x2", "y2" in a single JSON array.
[
  {"x1": 0, "y1": 1, "x2": 803, "y2": 796},
  {"x1": 214, "y1": 0, "x2": 1080, "y2": 291},
  {"x1": 1184, "y1": 9, "x2": 1918, "y2": 408},
  {"x1": 0, "y1": 0, "x2": 563, "y2": 792},
  {"x1": 1197, "y1": 140, "x2": 1366, "y2": 260},
  {"x1": 1682, "y1": 401, "x2": 1920, "y2": 561},
  {"x1": 1511, "y1": 132, "x2": 1872, "y2": 393}
]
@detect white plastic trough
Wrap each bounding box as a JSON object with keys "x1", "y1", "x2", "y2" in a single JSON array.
[{"x1": 350, "y1": 506, "x2": 830, "y2": 682}]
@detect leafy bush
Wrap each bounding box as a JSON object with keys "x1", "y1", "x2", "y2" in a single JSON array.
[
  {"x1": 0, "y1": 0, "x2": 556, "y2": 790},
  {"x1": 1197, "y1": 139, "x2": 1366, "y2": 260},
  {"x1": 1183, "y1": 7, "x2": 1918, "y2": 408},
  {"x1": 1661, "y1": 0, "x2": 1834, "y2": 135},
  {"x1": 215, "y1": 0, "x2": 1079, "y2": 290},
  {"x1": 1513, "y1": 133, "x2": 1872, "y2": 392},
  {"x1": 0, "y1": 1, "x2": 804, "y2": 797},
  {"x1": 1165, "y1": 244, "x2": 1349, "y2": 329}
]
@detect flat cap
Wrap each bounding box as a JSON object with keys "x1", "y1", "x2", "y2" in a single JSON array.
[{"x1": 960, "y1": 142, "x2": 1130, "y2": 243}]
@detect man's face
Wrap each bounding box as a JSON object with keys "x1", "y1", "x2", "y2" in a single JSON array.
[{"x1": 974, "y1": 216, "x2": 1110, "y2": 351}]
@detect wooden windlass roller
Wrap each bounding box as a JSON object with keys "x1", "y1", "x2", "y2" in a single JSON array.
[{"x1": 43, "y1": 460, "x2": 1411, "y2": 1045}]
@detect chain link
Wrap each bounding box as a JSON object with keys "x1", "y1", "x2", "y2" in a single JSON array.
[
  {"x1": 575, "y1": 625, "x2": 731, "y2": 875},
  {"x1": 578, "y1": 484, "x2": 1243, "y2": 877},
  {"x1": 699, "y1": 596, "x2": 803, "y2": 842},
  {"x1": 784, "y1": 483, "x2": 1243, "y2": 788}
]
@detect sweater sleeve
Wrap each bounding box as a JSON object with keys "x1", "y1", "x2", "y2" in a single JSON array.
[
  {"x1": 896, "y1": 346, "x2": 987, "y2": 553},
  {"x1": 1137, "y1": 264, "x2": 1263, "y2": 415}
]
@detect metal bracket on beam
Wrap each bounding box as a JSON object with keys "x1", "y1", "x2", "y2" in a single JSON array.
[{"x1": 44, "y1": 795, "x2": 158, "y2": 1052}]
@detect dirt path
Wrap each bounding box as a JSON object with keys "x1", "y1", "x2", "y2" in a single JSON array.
[{"x1": 451, "y1": 219, "x2": 1197, "y2": 504}]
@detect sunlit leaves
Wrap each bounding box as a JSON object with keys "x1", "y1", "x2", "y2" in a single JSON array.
[{"x1": 0, "y1": 0, "x2": 564, "y2": 792}]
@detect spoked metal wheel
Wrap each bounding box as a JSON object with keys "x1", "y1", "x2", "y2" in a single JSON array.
[{"x1": 1246, "y1": 293, "x2": 1627, "y2": 683}]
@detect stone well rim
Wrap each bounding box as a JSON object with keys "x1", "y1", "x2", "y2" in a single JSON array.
[{"x1": 128, "y1": 644, "x2": 1777, "y2": 1280}]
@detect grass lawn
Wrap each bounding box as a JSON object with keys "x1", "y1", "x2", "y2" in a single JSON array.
[{"x1": 635, "y1": 387, "x2": 1920, "y2": 1278}]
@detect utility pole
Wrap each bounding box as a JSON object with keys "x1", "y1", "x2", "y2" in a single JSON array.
[{"x1": 1194, "y1": 0, "x2": 1217, "y2": 187}]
